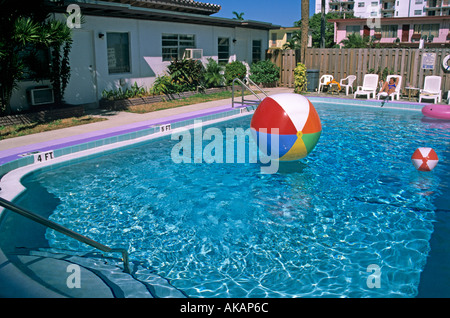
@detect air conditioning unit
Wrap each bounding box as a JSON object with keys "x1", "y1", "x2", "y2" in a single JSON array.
[
  {"x1": 183, "y1": 48, "x2": 203, "y2": 60},
  {"x1": 28, "y1": 86, "x2": 54, "y2": 106}
]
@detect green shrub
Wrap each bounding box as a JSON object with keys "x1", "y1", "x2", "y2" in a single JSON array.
[
  {"x1": 203, "y1": 58, "x2": 224, "y2": 88},
  {"x1": 293, "y1": 63, "x2": 307, "y2": 93},
  {"x1": 151, "y1": 75, "x2": 179, "y2": 95},
  {"x1": 167, "y1": 59, "x2": 205, "y2": 92},
  {"x1": 249, "y1": 60, "x2": 280, "y2": 86},
  {"x1": 101, "y1": 82, "x2": 146, "y2": 100},
  {"x1": 224, "y1": 60, "x2": 246, "y2": 85}
]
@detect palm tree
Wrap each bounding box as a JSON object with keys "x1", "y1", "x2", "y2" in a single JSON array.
[
  {"x1": 0, "y1": 17, "x2": 42, "y2": 114},
  {"x1": 282, "y1": 38, "x2": 300, "y2": 50},
  {"x1": 300, "y1": 0, "x2": 309, "y2": 63},
  {"x1": 340, "y1": 33, "x2": 372, "y2": 48},
  {"x1": 320, "y1": 0, "x2": 326, "y2": 48},
  {"x1": 44, "y1": 19, "x2": 73, "y2": 105},
  {"x1": 282, "y1": 31, "x2": 301, "y2": 49},
  {"x1": 232, "y1": 11, "x2": 244, "y2": 20}
]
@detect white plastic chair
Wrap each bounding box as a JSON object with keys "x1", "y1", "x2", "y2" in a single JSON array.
[
  {"x1": 318, "y1": 74, "x2": 333, "y2": 93},
  {"x1": 377, "y1": 75, "x2": 402, "y2": 101},
  {"x1": 339, "y1": 75, "x2": 356, "y2": 96},
  {"x1": 354, "y1": 74, "x2": 379, "y2": 99},
  {"x1": 419, "y1": 75, "x2": 442, "y2": 103}
]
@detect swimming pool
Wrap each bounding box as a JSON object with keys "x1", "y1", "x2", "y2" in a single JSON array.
[{"x1": 8, "y1": 101, "x2": 450, "y2": 297}]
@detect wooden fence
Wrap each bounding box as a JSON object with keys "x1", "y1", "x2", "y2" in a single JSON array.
[{"x1": 268, "y1": 48, "x2": 450, "y2": 95}]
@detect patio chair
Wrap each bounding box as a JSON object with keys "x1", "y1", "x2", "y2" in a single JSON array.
[
  {"x1": 419, "y1": 75, "x2": 442, "y2": 104},
  {"x1": 318, "y1": 74, "x2": 333, "y2": 93},
  {"x1": 377, "y1": 75, "x2": 402, "y2": 101},
  {"x1": 339, "y1": 75, "x2": 356, "y2": 96},
  {"x1": 354, "y1": 74, "x2": 379, "y2": 99}
]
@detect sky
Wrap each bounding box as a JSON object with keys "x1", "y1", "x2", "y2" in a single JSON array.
[{"x1": 211, "y1": 0, "x2": 317, "y2": 27}]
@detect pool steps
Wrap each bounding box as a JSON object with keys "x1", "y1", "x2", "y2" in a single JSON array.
[{"x1": 3, "y1": 247, "x2": 186, "y2": 298}]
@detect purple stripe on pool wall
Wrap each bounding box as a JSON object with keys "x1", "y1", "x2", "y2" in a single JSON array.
[{"x1": 0, "y1": 104, "x2": 242, "y2": 165}]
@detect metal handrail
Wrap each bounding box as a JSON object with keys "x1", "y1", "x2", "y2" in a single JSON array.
[
  {"x1": 231, "y1": 77, "x2": 268, "y2": 108},
  {"x1": 0, "y1": 197, "x2": 130, "y2": 274}
]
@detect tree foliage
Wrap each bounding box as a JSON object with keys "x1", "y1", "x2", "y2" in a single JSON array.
[
  {"x1": 203, "y1": 58, "x2": 224, "y2": 88},
  {"x1": 167, "y1": 58, "x2": 205, "y2": 92},
  {"x1": 0, "y1": 0, "x2": 73, "y2": 114},
  {"x1": 294, "y1": 63, "x2": 307, "y2": 93},
  {"x1": 295, "y1": 12, "x2": 355, "y2": 48},
  {"x1": 232, "y1": 11, "x2": 244, "y2": 20},
  {"x1": 340, "y1": 33, "x2": 373, "y2": 48},
  {"x1": 224, "y1": 61, "x2": 247, "y2": 85},
  {"x1": 249, "y1": 60, "x2": 280, "y2": 86}
]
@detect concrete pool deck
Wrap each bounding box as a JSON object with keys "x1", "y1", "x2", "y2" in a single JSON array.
[{"x1": 0, "y1": 87, "x2": 293, "y2": 165}]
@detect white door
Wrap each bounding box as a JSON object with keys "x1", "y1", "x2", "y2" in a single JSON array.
[{"x1": 64, "y1": 30, "x2": 97, "y2": 107}]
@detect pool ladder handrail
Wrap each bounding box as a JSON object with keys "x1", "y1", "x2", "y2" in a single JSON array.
[
  {"x1": 231, "y1": 77, "x2": 268, "y2": 108},
  {"x1": 0, "y1": 197, "x2": 130, "y2": 274}
]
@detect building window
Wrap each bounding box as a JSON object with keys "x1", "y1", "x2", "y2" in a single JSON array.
[
  {"x1": 107, "y1": 32, "x2": 130, "y2": 74},
  {"x1": 162, "y1": 33, "x2": 195, "y2": 61},
  {"x1": 346, "y1": 25, "x2": 360, "y2": 36},
  {"x1": 358, "y1": 2, "x2": 365, "y2": 7},
  {"x1": 414, "y1": 10, "x2": 422, "y2": 15},
  {"x1": 218, "y1": 37, "x2": 230, "y2": 65},
  {"x1": 371, "y1": 1, "x2": 378, "y2": 6},
  {"x1": 252, "y1": 40, "x2": 262, "y2": 63},
  {"x1": 381, "y1": 25, "x2": 398, "y2": 38},
  {"x1": 271, "y1": 33, "x2": 277, "y2": 46},
  {"x1": 415, "y1": 0, "x2": 422, "y2": 4},
  {"x1": 414, "y1": 24, "x2": 440, "y2": 38}
]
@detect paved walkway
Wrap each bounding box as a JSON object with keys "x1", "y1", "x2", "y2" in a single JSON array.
[
  {"x1": 0, "y1": 86, "x2": 432, "y2": 165},
  {"x1": 0, "y1": 87, "x2": 293, "y2": 155}
]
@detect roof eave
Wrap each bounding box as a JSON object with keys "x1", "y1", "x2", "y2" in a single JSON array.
[{"x1": 48, "y1": 1, "x2": 278, "y2": 30}]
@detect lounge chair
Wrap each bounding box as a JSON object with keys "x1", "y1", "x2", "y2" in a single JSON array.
[
  {"x1": 354, "y1": 74, "x2": 379, "y2": 99},
  {"x1": 377, "y1": 75, "x2": 402, "y2": 101},
  {"x1": 339, "y1": 75, "x2": 356, "y2": 96},
  {"x1": 318, "y1": 74, "x2": 333, "y2": 93},
  {"x1": 419, "y1": 75, "x2": 442, "y2": 104}
]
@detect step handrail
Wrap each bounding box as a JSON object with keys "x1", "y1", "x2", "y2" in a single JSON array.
[
  {"x1": 0, "y1": 197, "x2": 130, "y2": 274},
  {"x1": 231, "y1": 77, "x2": 268, "y2": 108}
]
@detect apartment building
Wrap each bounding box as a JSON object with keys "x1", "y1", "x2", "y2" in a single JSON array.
[
  {"x1": 331, "y1": 15, "x2": 450, "y2": 47},
  {"x1": 315, "y1": 0, "x2": 450, "y2": 18}
]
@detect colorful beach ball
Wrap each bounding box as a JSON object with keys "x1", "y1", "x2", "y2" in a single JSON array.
[
  {"x1": 411, "y1": 147, "x2": 439, "y2": 171},
  {"x1": 250, "y1": 93, "x2": 322, "y2": 161}
]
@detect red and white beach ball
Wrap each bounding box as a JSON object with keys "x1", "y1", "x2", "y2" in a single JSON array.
[{"x1": 411, "y1": 147, "x2": 439, "y2": 171}]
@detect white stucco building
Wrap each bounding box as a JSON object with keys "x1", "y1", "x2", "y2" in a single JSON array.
[{"x1": 11, "y1": 0, "x2": 278, "y2": 111}]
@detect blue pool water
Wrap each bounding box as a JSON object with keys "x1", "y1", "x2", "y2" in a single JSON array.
[{"x1": 19, "y1": 103, "x2": 449, "y2": 297}]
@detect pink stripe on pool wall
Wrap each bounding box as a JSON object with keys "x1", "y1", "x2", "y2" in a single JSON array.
[{"x1": 0, "y1": 104, "x2": 241, "y2": 165}]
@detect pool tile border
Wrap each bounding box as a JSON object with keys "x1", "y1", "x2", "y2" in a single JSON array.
[
  {"x1": 308, "y1": 95, "x2": 425, "y2": 111},
  {"x1": 0, "y1": 104, "x2": 256, "y2": 178},
  {"x1": 0, "y1": 96, "x2": 424, "y2": 178}
]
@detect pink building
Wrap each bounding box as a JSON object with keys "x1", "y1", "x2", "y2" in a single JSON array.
[{"x1": 330, "y1": 16, "x2": 450, "y2": 48}]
